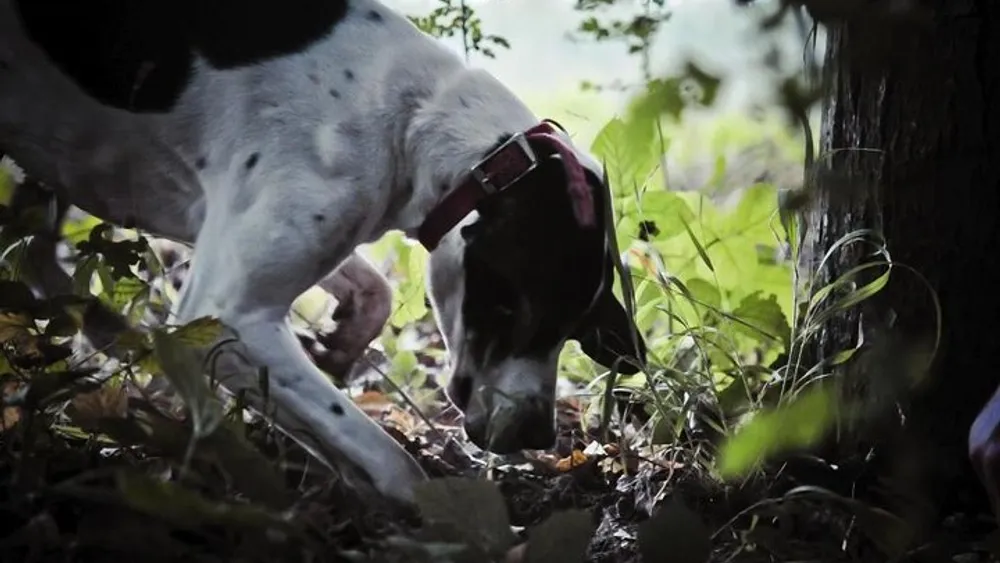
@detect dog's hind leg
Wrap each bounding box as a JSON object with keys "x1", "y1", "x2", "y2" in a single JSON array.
[
  {"x1": 172, "y1": 172, "x2": 427, "y2": 503},
  {"x1": 310, "y1": 253, "x2": 393, "y2": 382}
]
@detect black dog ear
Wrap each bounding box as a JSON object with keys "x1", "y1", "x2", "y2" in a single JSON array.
[{"x1": 572, "y1": 288, "x2": 646, "y2": 375}]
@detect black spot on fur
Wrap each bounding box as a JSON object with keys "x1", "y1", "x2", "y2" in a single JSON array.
[
  {"x1": 459, "y1": 96, "x2": 470, "y2": 109},
  {"x1": 195, "y1": 156, "x2": 207, "y2": 170},
  {"x1": 15, "y1": 0, "x2": 350, "y2": 112},
  {"x1": 367, "y1": 9, "x2": 383, "y2": 22},
  {"x1": 336, "y1": 120, "x2": 364, "y2": 141},
  {"x1": 308, "y1": 73, "x2": 320, "y2": 84},
  {"x1": 343, "y1": 69, "x2": 354, "y2": 81},
  {"x1": 245, "y1": 153, "x2": 259, "y2": 170},
  {"x1": 329, "y1": 88, "x2": 341, "y2": 98},
  {"x1": 329, "y1": 402, "x2": 345, "y2": 415},
  {"x1": 313, "y1": 213, "x2": 325, "y2": 222},
  {"x1": 382, "y1": 182, "x2": 416, "y2": 227}
]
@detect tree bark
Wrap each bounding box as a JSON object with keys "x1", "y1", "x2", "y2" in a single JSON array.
[{"x1": 799, "y1": 0, "x2": 1000, "y2": 526}]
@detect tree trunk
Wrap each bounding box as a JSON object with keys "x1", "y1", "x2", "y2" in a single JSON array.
[{"x1": 799, "y1": 1, "x2": 1000, "y2": 527}]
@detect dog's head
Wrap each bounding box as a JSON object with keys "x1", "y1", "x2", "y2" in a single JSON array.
[{"x1": 422, "y1": 122, "x2": 646, "y2": 453}]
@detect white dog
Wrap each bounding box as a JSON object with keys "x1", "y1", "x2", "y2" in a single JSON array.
[{"x1": 0, "y1": 0, "x2": 645, "y2": 503}]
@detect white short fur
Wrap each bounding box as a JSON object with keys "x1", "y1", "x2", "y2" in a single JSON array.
[{"x1": 0, "y1": 0, "x2": 603, "y2": 503}]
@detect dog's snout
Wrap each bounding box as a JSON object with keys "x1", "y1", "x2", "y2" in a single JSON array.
[
  {"x1": 447, "y1": 373, "x2": 474, "y2": 411},
  {"x1": 518, "y1": 397, "x2": 556, "y2": 450},
  {"x1": 464, "y1": 394, "x2": 555, "y2": 454}
]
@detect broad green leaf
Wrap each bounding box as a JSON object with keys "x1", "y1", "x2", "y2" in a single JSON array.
[
  {"x1": 717, "y1": 384, "x2": 836, "y2": 478},
  {"x1": 413, "y1": 478, "x2": 517, "y2": 557},
  {"x1": 171, "y1": 316, "x2": 225, "y2": 347},
  {"x1": 110, "y1": 276, "x2": 146, "y2": 312},
  {"x1": 389, "y1": 349, "x2": 419, "y2": 386},
  {"x1": 116, "y1": 471, "x2": 291, "y2": 530},
  {"x1": 685, "y1": 277, "x2": 722, "y2": 312},
  {"x1": 730, "y1": 292, "x2": 791, "y2": 350},
  {"x1": 151, "y1": 327, "x2": 224, "y2": 441},
  {"x1": 721, "y1": 183, "x2": 782, "y2": 241},
  {"x1": 635, "y1": 190, "x2": 694, "y2": 241},
  {"x1": 738, "y1": 263, "x2": 793, "y2": 323},
  {"x1": 637, "y1": 498, "x2": 711, "y2": 563},
  {"x1": 0, "y1": 168, "x2": 12, "y2": 206},
  {"x1": 390, "y1": 238, "x2": 429, "y2": 328},
  {"x1": 523, "y1": 510, "x2": 597, "y2": 563},
  {"x1": 72, "y1": 255, "x2": 100, "y2": 296},
  {"x1": 61, "y1": 213, "x2": 103, "y2": 246},
  {"x1": 701, "y1": 233, "x2": 759, "y2": 291},
  {"x1": 590, "y1": 117, "x2": 660, "y2": 199},
  {"x1": 628, "y1": 64, "x2": 722, "y2": 123}
]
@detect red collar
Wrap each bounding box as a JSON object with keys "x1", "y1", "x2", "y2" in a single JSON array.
[{"x1": 416, "y1": 119, "x2": 597, "y2": 251}]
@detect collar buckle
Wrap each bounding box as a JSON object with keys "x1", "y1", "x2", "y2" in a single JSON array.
[{"x1": 469, "y1": 131, "x2": 538, "y2": 195}]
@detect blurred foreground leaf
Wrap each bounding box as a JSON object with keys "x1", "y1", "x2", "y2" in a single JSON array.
[
  {"x1": 117, "y1": 470, "x2": 295, "y2": 532},
  {"x1": 717, "y1": 384, "x2": 836, "y2": 478},
  {"x1": 150, "y1": 320, "x2": 225, "y2": 441},
  {"x1": 414, "y1": 477, "x2": 517, "y2": 558},
  {"x1": 523, "y1": 509, "x2": 596, "y2": 563},
  {"x1": 637, "y1": 498, "x2": 710, "y2": 563}
]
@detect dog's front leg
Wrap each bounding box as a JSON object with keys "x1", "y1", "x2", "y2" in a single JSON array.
[{"x1": 172, "y1": 185, "x2": 427, "y2": 503}]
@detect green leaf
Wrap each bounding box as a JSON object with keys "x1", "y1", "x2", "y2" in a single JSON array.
[
  {"x1": 61, "y1": 213, "x2": 103, "y2": 246},
  {"x1": 171, "y1": 316, "x2": 225, "y2": 347},
  {"x1": 636, "y1": 191, "x2": 694, "y2": 241},
  {"x1": 716, "y1": 384, "x2": 836, "y2": 479},
  {"x1": 390, "y1": 238, "x2": 429, "y2": 328},
  {"x1": 702, "y1": 233, "x2": 759, "y2": 292},
  {"x1": 685, "y1": 277, "x2": 722, "y2": 312},
  {"x1": 72, "y1": 255, "x2": 99, "y2": 296},
  {"x1": 523, "y1": 509, "x2": 597, "y2": 563},
  {"x1": 0, "y1": 167, "x2": 13, "y2": 206},
  {"x1": 389, "y1": 349, "x2": 419, "y2": 386},
  {"x1": 151, "y1": 326, "x2": 225, "y2": 442},
  {"x1": 116, "y1": 470, "x2": 292, "y2": 531},
  {"x1": 109, "y1": 276, "x2": 146, "y2": 312},
  {"x1": 590, "y1": 117, "x2": 660, "y2": 199},
  {"x1": 201, "y1": 419, "x2": 293, "y2": 509},
  {"x1": 413, "y1": 478, "x2": 517, "y2": 558},
  {"x1": 681, "y1": 218, "x2": 714, "y2": 273},
  {"x1": 723, "y1": 183, "x2": 780, "y2": 238},
  {"x1": 730, "y1": 291, "x2": 791, "y2": 350},
  {"x1": 628, "y1": 64, "x2": 722, "y2": 123}
]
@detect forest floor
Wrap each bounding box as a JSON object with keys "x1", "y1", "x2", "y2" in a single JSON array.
[{"x1": 2, "y1": 315, "x2": 997, "y2": 563}]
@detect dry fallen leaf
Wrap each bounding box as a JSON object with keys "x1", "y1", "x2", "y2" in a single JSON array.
[
  {"x1": 384, "y1": 405, "x2": 419, "y2": 436},
  {"x1": 70, "y1": 383, "x2": 128, "y2": 427},
  {"x1": 555, "y1": 449, "x2": 590, "y2": 472},
  {"x1": 353, "y1": 390, "x2": 392, "y2": 417},
  {"x1": 1, "y1": 380, "x2": 23, "y2": 430},
  {"x1": 0, "y1": 311, "x2": 32, "y2": 343}
]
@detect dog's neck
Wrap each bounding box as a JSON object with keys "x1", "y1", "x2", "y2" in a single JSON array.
[{"x1": 390, "y1": 67, "x2": 539, "y2": 240}]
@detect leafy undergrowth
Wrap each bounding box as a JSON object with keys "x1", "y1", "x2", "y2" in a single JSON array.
[
  {"x1": 0, "y1": 315, "x2": 924, "y2": 563},
  {"x1": 0, "y1": 71, "x2": 977, "y2": 561}
]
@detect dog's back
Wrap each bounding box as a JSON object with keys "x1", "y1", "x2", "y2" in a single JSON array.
[{"x1": 13, "y1": 0, "x2": 464, "y2": 240}]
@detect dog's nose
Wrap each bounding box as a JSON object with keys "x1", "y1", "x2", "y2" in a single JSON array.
[{"x1": 464, "y1": 395, "x2": 556, "y2": 454}]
